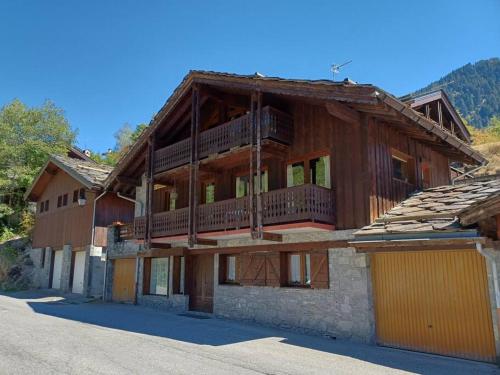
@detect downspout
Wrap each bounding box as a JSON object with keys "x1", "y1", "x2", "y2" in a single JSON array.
[
  {"x1": 89, "y1": 190, "x2": 107, "y2": 298},
  {"x1": 475, "y1": 242, "x2": 500, "y2": 318},
  {"x1": 115, "y1": 191, "x2": 143, "y2": 304}
]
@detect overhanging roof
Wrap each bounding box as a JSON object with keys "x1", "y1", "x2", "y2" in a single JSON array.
[{"x1": 106, "y1": 71, "x2": 486, "y2": 188}]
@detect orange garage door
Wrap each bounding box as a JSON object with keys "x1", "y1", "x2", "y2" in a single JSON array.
[
  {"x1": 372, "y1": 250, "x2": 496, "y2": 362},
  {"x1": 112, "y1": 258, "x2": 136, "y2": 303}
]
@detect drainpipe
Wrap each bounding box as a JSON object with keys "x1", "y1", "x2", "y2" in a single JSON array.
[
  {"x1": 89, "y1": 190, "x2": 107, "y2": 298},
  {"x1": 117, "y1": 192, "x2": 143, "y2": 215}
]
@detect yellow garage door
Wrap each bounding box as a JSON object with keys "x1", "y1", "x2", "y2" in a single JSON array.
[
  {"x1": 112, "y1": 258, "x2": 136, "y2": 303},
  {"x1": 372, "y1": 250, "x2": 496, "y2": 362}
]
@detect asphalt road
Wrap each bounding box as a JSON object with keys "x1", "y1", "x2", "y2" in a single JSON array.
[{"x1": 0, "y1": 291, "x2": 498, "y2": 375}]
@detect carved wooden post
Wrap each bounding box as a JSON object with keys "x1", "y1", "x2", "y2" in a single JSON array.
[
  {"x1": 255, "y1": 91, "x2": 263, "y2": 239},
  {"x1": 144, "y1": 136, "x2": 155, "y2": 249},
  {"x1": 188, "y1": 84, "x2": 200, "y2": 247}
]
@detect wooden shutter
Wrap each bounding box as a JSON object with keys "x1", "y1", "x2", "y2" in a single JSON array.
[
  {"x1": 265, "y1": 252, "x2": 281, "y2": 287},
  {"x1": 310, "y1": 251, "x2": 329, "y2": 289},
  {"x1": 143, "y1": 258, "x2": 151, "y2": 294},
  {"x1": 240, "y1": 253, "x2": 266, "y2": 286}
]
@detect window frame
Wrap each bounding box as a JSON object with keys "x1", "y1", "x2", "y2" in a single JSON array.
[
  {"x1": 73, "y1": 190, "x2": 78, "y2": 203},
  {"x1": 219, "y1": 254, "x2": 240, "y2": 285},
  {"x1": 62, "y1": 193, "x2": 68, "y2": 206},
  {"x1": 147, "y1": 257, "x2": 169, "y2": 296},
  {"x1": 286, "y1": 151, "x2": 332, "y2": 189},
  {"x1": 287, "y1": 252, "x2": 312, "y2": 287},
  {"x1": 391, "y1": 149, "x2": 416, "y2": 185}
]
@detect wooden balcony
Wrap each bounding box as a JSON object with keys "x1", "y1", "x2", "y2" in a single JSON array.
[
  {"x1": 154, "y1": 106, "x2": 293, "y2": 174},
  {"x1": 134, "y1": 184, "x2": 335, "y2": 239}
]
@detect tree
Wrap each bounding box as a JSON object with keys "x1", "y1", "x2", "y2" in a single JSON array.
[
  {"x1": 90, "y1": 122, "x2": 147, "y2": 166},
  {"x1": 0, "y1": 99, "x2": 76, "y2": 234}
]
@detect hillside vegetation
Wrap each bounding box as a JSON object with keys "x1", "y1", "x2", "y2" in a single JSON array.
[{"x1": 414, "y1": 58, "x2": 499, "y2": 128}]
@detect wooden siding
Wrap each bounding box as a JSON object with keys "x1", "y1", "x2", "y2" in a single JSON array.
[
  {"x1": 32, "y1": 170, "x2": 94, "y2": 249},
  {"x1": 368, "y1": 120, "x2": 451, "y2": 222},
  {"x1": 372, "y1": 250, "x2": 496, "y2": 362}
]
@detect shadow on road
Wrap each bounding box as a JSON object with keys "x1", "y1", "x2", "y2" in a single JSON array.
[{"x1": 2, "y1": 290, "x2": 497, "y2": 375}]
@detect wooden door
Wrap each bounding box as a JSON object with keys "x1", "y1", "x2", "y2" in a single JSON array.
[
  {"x1": 71, "y1": 251, "x2": 86, "y2": 294},
  {"x1": 51, "y1": 250, "x2": 63, "y2": 289},
  {"x1": 372, "y1": 250, "x2": 496, "y2": 362},
  {"x1": 188, "y1": 254, "x2": 214, "y2": 313},
  {"x1": 112, "y1": 258, "x2": 136, "y2": 303}
]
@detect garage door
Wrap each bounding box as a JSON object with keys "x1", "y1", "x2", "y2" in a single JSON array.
[
  {"x1": 112, "y1": 258, "x2": 136, "y2": 303},
  {"x1": 51, "y1": 250, "x2": 63, "y2": 289},
  {"x1": 72, "y1": 251, "x2": 86, "y2": 294},
  {"x1": 372, "y1": 250, "x2": 496, "y2": 362}
]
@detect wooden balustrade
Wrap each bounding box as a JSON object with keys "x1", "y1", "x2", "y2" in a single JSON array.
[
  {"x1": 134, "y1": 184, "x2": 334, "y2": 239},
  {"x1": 117, "y1": 223, "x2": 134, "y2": 241},
  {"x1": 198, "y1": 196, "x2": 250, "y2": 232},
  {"x1": 153, "y1": 106, "x2": 293, "y2": 174}
]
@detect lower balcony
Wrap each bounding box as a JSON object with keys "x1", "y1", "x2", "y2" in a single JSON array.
[{"x1": 134, "y1": 184, "x2": 335, "y2": 239}]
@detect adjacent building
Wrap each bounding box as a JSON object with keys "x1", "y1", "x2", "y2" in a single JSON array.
[{"x1": 26, "y1": 151, "x2": 134, "y2": 296}]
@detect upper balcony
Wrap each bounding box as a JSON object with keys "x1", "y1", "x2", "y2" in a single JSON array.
[
  {"x1": 154, "y1": 106, "x2": 293, "y2": 175},
  {"x1": 134, "y1": 184, "x2": 334, "y2": 239}
]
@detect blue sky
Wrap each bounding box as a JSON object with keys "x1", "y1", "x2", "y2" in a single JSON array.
[{"x1": 1, "y1": 1, "x2": 499, "y2": 153}]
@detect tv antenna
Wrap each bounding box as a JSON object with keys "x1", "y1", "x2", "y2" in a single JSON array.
[{"x1": 331, "y1": 60, "x2": 352, "y2": 81}]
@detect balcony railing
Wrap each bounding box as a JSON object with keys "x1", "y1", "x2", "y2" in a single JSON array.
[
  {"x1": 153, "y1": 106, "x2": 293, "y2": 174},
  {"x1": 134, "y1": 184, "x2": 334, "y2": 239}
]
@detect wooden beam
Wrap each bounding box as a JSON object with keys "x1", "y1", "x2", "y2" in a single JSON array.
[
  {"x1": 116, "y1": 176, "x2": 141, "y2": 187},
  {"x1": 262, "y1": 232, "x2": 283, "y2": 242},
  {"x1": 188, "y1": 239, "x2": 351, "y2": 255},
  {"x1": 437, "y1": 101, "x2": 443, "y2": 128},
  {"x1": 149, "y1": 242, "x2": 172, "y2": 249},
  {"x1": 139, "y1": 247, "x2": 187, "y2": 258},
  {"x1": 351, "y1": 237, "x2": 486, "y2": 252},
  {"x1": 325, "y1": 101, "x2": 361, "y2": 124},
  {"x1": 194, "y1": 238, "x2": 218, "y2": 246},
  {"x1": 188, "y1": 85, "x2": 201, "y2": 247},
  {"x1": 256, "y1": 91, "x2": 263, "y2": 239},
  {"x1": 460, "y1": 197, "x2": 500, "y2": 226}
]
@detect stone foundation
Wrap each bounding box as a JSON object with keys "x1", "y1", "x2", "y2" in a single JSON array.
[{"x1": 214, "y1": 247, "x2": 375, "y2": 343}]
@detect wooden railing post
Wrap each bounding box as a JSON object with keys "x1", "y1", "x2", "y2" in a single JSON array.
[{"x1": 188, "y1": 84, "x2": 200, "y2": 247}]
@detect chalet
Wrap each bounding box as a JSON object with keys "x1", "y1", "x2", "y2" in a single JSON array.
[
  {"x1": 103, "y1": 71, "x2": 499, "y2": 362},
  {"x1": 26, "y1": 152, "x2": 134, "y2": 296}
]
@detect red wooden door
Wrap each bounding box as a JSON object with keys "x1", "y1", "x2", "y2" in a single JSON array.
[{"x1": 188, "y1": 254, "x2": 214, "y2": 313}]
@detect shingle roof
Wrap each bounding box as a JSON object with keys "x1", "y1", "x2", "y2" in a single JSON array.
[
  {"x1": 52, "y1": 155, "x2": 112, "y2": 188},
  {"x1": 355, "y1": 179, "x2": 500, "y2": 237}
]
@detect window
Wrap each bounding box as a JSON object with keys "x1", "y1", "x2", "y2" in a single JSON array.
[
  {"x1": 44, "y1": 200, "x2": 49, "y2": 212},
  {"x1": 288, "y1": 253, "x2": 311, "y2": 286},
  {"x1": 391, "y1": 150, "x2": 415, "y2": 184},
  {"x1": 219, "y1": 254, "x2": 239, "y2": 284},
  {"x1": 172, "y1": 255, "x2": 185, "y2": 294},
  {"x1": 40, "y1": 202, "x2": 44, "y2": 213},
  {"x1": 57, "y1": 195, "x2": 62, "y2": 208},
  {"x1": 79, "y1": 188, "x2": 86, "y2": 200},
  {"x1": 235, "y1": 171, "x2": 268, "y2": 198},
  {"x1": 169, "y1": 192, "x2": 177, "y2": 211},
  {"x1": 287, "y1": 162, "x2": 304, "y2": 187},
  {"x1": 149, "y1": 258, "x2": 169, "y2": 295},
  {"x1": 62, "y1": 194, "x2": 68, "y2": 206},
  {"x1": 310, "y1": 155, "x2": 331, "y2": 188},
  {"x1": 73, "y1": 190, "x2": 78, "y2": 203},
  {"x1": 205, "y1": 182, "x2": 215, "y2": 204}
]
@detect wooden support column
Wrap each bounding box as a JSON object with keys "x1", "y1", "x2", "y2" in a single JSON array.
[
  {"x1": 249, "y1": 93, "x2": 257, "y2": 239},
  {"x1": 437, "y1": 101, "x2": 443, "y2": 128},
  {"x1": 496, "y1": 214, "x2": 500, "y2": 240},
  {"x1": 255, "y1": 91, "x2": 263, "y2": 239},
  {"x1": 188, "y1": 85, "x2": 201, "y2": 248},
  {"x1": 144, "y1": 136, "x2": 155, "y2": 249},
  {"x1": 425, "y1": 104, "x2": 430, "y2": 119}
]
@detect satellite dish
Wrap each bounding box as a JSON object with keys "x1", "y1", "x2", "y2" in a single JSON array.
[{"x1": 331, "y1": 60, "x2": 352, "y2": 81}]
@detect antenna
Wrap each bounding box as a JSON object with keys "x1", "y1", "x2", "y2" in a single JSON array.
[{"x1": 331, "y1": 60, "x2": 352, "y2": 81}]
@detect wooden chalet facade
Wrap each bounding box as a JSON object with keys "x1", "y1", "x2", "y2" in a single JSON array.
[
  {"x1": 103, "y1": 71, "x2": 500, "y2": 361},
  {"x1": 26, "y1": 153, "x2": 134, "y2": 296}
]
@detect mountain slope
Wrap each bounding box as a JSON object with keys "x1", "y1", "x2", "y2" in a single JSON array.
[{"x1": 413, "y1": 58, "x2": 500, "y2": 128}]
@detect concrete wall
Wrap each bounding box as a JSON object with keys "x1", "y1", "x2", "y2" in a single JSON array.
[
  {"x1": 214, "y1": 247, "x2": 375, "y2": 343},
  {"x1": 29, "y1": 247, "x2": 52, "y2": 289}
]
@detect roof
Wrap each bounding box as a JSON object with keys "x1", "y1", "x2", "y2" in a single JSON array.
[
  {"x1": 25, "y1": 155, "x2": 113, "y2": 201},
  {"x1": 354, "y1": 179, "x2": 500, "y2": 239},
  {"x1": 402, "y1": 89, "x2": 471, "y2": 142},
  {"x1": 106, "y1": 70, "x2": 486, "y2": 188},
  {"x1": 67, "y1": 146, "x2": 93, "y2": 162}
]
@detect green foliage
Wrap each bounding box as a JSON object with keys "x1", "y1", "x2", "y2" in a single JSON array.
[
  {"x1": 413, "y1": 58, "x2": 499, "y2": 128},
  {"x1": 90, "y1": 122, "x2": 148, "y2": 167},
  {"x1": 0, "y1": 99, "x2": 76, "y2": 233},
  {"x1": 467, "y1": 116, "x2": 500, "y2": 145},
  {"x1": 0, "y1": 228, "x2": 17, "y2": 244}
]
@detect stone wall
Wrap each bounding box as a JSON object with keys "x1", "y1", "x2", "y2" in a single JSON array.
[
  {"x1": 59, "y1": 244, "x2": 73, "y2": 293},
  {"x1": 214, "y1": 247, "x2": 375, "y2": 343},
  {"x1": 29, "y1": 247, "x2": 52, "y2": 289}
]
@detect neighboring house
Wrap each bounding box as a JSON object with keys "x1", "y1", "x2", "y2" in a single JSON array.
[
  {"x1": 25, "y1": 153, "x2": 134, "y2": 296},
  {"x1": 102, "y1": 71, "x2": 495, "y2": 362}
]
